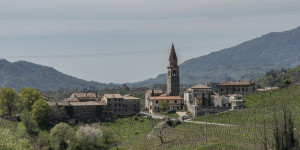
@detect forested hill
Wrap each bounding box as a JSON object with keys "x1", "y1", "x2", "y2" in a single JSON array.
[
  {"x1": 256, "y1": 65, "x2": 300, "y2": 88},
  {"x1": 130, "y1": 26, "x2": 300, "y2": 86},
  {"x1": 0, "y1": 59, "x2": 118, "y2": 91}
]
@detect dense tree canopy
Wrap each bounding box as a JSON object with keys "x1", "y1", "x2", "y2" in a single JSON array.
[
  {"x1": 0, "y1": 87, "x2": 18, "y2": 116},
  {"x1": 50, "y1": 122, "x2": 74, "y2": 150},
  {"x1": 0, "y1": 128, "x2": 33, "y2": 150},
  {"x1": 19, "y1": 87, "x2": 42, "y2": 111},
  {"x1": 32, "y1": 99, "x2": 50, "y2": 126}
]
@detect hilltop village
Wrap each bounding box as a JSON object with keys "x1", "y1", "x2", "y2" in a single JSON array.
[
  {"x1": 44, "y1": 44, "x2": 273, "y2": 122},
  {"x1": 0, "y1": 43, "x2": 297, "y2": 150}
]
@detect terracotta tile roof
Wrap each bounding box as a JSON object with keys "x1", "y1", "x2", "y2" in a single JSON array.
[
  {"x1": 62, "y1": 98, "x2": 80, "y2": 102},
  {"x1": 146, "y1": 90, "x2": 164, "y2": 94},
  {"x1": 185, "y1": 88, "x2": 192, "y2": 93},
  {"x1": 70, "y1": 93, "x2": 98, "y2": 98},
  {"x1": 122, "y1": 95, "x2": 140, "y2": 100},
  {"x1": 150, "y1": 96, "x2": 182, "y2": 100},
  {"x1": 219, "y1": 81, "x2": 254, "y2": 86},
  {"x1": 48, "y1": 101, "x2": 106, "y2": 106},
  {"x1": 191, "y1": 84, "x2": 211, "y2": 89},
  {"x1": 103, "y1": 94, "x2": 123, "y2": 99}
]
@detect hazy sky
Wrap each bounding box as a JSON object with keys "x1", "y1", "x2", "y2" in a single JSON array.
[{"x1": 1, "y1": 0, "x2": 300, "y2": 83}]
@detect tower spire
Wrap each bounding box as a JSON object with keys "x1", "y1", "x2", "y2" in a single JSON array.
[{"x1": 169, "y1": 43, "x2": 178, "y2": 66}]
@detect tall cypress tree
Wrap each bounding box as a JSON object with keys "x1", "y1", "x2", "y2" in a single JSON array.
[{"x1": 202, "y1": 93, "x2": 205, "y2": 106}]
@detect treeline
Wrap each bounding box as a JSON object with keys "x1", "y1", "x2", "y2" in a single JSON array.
[
  {"x1": 256, "y1": 65, "x2": 300, "y2": 88},
  {"x1": 0, "y1": 86, "x2": 121, "y2": 150}
]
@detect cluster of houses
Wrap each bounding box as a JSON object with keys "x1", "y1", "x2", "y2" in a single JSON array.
[
  {"x1": 144, "y1": 44, "x2": 257, "y2": 117},
  {"x1": 47, "y1": 44, "x2": 279, "y2": 122},
  {"x1": 48, "y1": 93, "x2": 140, "y2": 122}
]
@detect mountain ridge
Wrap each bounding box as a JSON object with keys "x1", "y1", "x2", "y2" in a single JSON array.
[
  {"x1": 128, "y1": 26, "x2": 300, "y2": 86},
  {"x1": 0, "y1": 59, "x2": 118, "y2": 91}
]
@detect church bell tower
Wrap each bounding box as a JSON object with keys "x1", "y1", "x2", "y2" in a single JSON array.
[{"x1": 167, "y1": 44, "x2": 180, "y2": 96}]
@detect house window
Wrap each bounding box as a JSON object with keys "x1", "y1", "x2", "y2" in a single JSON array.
[
  {"x1": 125, "y1": 109, "x2": 127, "y2": 111},
  {"x1": 150, "y1": 106, "x2": 152, "y2": 110},
  {"x1": 108, "y1": 99, "x2": 111, "y2": 101},
  {"x1": 119, "y1": 109, "x2": 121, "y2": 111},
  {"x1": 175, "y1": 100, "x2": 177, "y2": 103},
  {"x1": 115, "y1": 103, "x2": 117, "y2": 106},
  {"x1": 156, "y1": 101, "x2": 158, "y2": 104},
  {"x1": 115, "y1": 109, "x2": 117, "y2": 112},
  {"x1": 119, "y1": 103, "x2": 121, "y2": 106},
  {"x1": 119, "y1": 99, "x2": 121, "y2": 101},
  {"x1": 115, "y1": 99, "x2": 117, "y2": 101},
  {"x1": 167, "y1": 100, "x2": 169, "y2": 103},
  {"x1": 108, "y1": 104, "x2": 111, "y2": 107}
]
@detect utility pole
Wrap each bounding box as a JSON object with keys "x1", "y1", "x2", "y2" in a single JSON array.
[{"x1": 205, "y1": 109, "x2": 207, "y2": 143}]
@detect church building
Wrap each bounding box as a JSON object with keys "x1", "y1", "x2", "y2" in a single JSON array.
[{"x1": 145, "y1": 44, "x2": 184, "y2": 114}]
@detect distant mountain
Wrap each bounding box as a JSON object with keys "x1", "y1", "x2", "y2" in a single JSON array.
[
  {"x1": 131, "y1": 26, "x2": 300, "y2": 86},
  {"x1": 0, "y1": 59, "x2": 118, "y2": 91}
]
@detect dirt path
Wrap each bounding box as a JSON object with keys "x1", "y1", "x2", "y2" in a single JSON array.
[{"x1": 183, "y1": 119, "x2": 236, "y2": 127}]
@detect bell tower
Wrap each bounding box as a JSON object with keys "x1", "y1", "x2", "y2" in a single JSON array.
[{"x1": 167, "y1": 43, "x2": 180, "y2": 96}]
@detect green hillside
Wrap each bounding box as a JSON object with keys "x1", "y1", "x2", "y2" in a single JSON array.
[
  {"x1": 256, "y1": 65, "x2": 300, "y2": 88},
  {"x1": 0, "y1": 59, "x2": 118, "y2": 91}
]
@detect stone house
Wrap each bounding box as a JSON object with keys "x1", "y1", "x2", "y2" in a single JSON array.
[
  {"x1": 145, "y1": 90, "x2": 164, "y2": 110},
  {"x1": 101, "y1": 94, "x2": 140, "y2": 116},
  {"x1": 49, "y1": 93, "x2": 106, "y2": 122},
  {"x1": 148, "y1": 95, "x2": 183, "y2": 114},
  {"x1": 212, "y1": 95, "x2": 229, "y2": 107},
  {"x1": 229, "y1": 95, "x2": 243, "y2": 110},
  {"x1": 218, "y1": 80, "x2": 255, "y2": 95},
  {"x1": 122, "y1": 95, "x2": 140, "y2": 115},
  {"x1": 49, "y1": 93, "x2": 140, "y2": 122},
  {"x1": 184, "y1": 84, "x2": 212, "y2": 106}
]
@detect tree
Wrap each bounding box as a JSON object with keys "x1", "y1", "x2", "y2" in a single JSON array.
[
  {"x1": 208, "y1": 92, "x2": 211, "y2": 106},
  {"x1": 20, "y1": 109, "x2": 38, "y2": 136},
  {"x1": 102, "y1": 127, "x2": 116, "y2": 148},
  {"x1": 273, "y1": 100, "x2": 298, "y2": 150},
  {"x1": 75, "y1": 125, "x2": 104, "y2": 149},
  {"x1": 0, "y1": 87, "x2": 18, "y2": 116},
  {"x1": 160, "y1": 101, "x2": 169, "y2": 112},
  {"x1": 32, "y1": 99, "x2": 50, "y2": 126},
  {"x1": 48, "y1": 106, "x2": 69, "y2": 125},
  {"x1": 147, "y1": 119, "x2": 171, "y2": 144},
  {"x1": 19, "y1": 87, "x2": 42, "y2": 111},
  {"x1": 284, "y1": 78, "x2": 292, "y2": 87},
  {"x1": 50, "y1": 123, "x2": 74, "y2": 150},
  {"x1": 0, "y1": 128, "x2": 33, "y2": 150},
  {"x1": 202, "y1": 93, "x2": 205, "y2": 106},
  {"x1": 36, "y1": 130, "x2": 53, "y2": 150}
]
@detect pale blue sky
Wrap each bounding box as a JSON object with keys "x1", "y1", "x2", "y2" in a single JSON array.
[{"x1": 1, "y1": 0, "x2": 300, "y2": 83}]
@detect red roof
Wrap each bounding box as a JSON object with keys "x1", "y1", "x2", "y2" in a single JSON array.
[
  {"x1": 150, "y1": 96, "x2": 182, "y2": 100},
  {"x1": 191, "y1": 84, "x2": 211, "y2": 89},
  {"x1": 219, "y1": 81, "x2": 254, "y2": 86}
]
